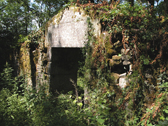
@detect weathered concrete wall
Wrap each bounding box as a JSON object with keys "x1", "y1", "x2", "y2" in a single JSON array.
[
  {"x1": 45, "y1": 6, "x2": 101, "y2": 48},
  {"x1": 19, "y1": 41, "x2": 32, "y2": 88},
  {"x1": 44, "y1": 6, "x2": 101, "y2": 93},
  {"x1": 19, "y1": 6, "x2": 101, "y2": 93},
  {"x1": 19, "y1": 33, "x2": 48, "y2": 92},
  {"x1": 18, "y1": 5, "x2": 133, "y2": 93}
]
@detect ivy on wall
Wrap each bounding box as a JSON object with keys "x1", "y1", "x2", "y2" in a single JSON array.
[{"x1": 77, "y1": 1, "x2": 168, "y2": 125}]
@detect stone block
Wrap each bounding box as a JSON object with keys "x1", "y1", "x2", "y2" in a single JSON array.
[
  {"x1": 109, "y1": 55, "x2": 122, "y2": 66},
  {"x1": 121, "y1": 48, "x2": 130, "y2": 55},
  {"x1": 119, "y1": 73, "x2": 127, "y2": 88},
  {"x1": 112, "y1": 55, "x2": 122, "y2": 61},
  {"x1": 123, "y1": 60, "x2": 131, "y2": 65}
]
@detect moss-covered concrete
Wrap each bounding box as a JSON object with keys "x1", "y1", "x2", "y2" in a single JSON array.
[
  {"x1": 19, "y1": 5, "x2": 101, "y2": 93},
  {"x1": 18, "y1": 5, "x2": 134, "y2": 93},
  {"x1": 19, "y1": 42, "x2": 32, "y2": 88}
]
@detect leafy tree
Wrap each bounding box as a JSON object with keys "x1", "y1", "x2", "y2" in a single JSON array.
[
  {"x1": 33, "y1": 0, "x2": 69, "y2": 28},
  {"x1": 0, "y1": 0, "x2": 70, "y2": 73},
  {"x1": 164, "y1": 0, "x2": 168, "y2": 15},
  {"x1": 0, "y1": 0, "x2": 33, "y2": 73}
]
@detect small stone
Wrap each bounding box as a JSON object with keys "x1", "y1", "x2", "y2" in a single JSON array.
[
  {"x1": 123, "y1": 60, "x2": 131, "y2": 65},
  {"x1": 118, "y1": 73, "x2": 127, "y2": 88},
  {"x1": 119, "y1": 77, "x2": 127, "y2": 88},
  {"x1": 112, "y1": 55, "x2": 121, "y2": 61},
  {"x1": 109, "y1": 55, "x2": 122, "y2": 66},
  {"x1": 119, "y1": 73, "x2": 127, "y2": 77},
  {"x1": 121, "y1": 48, "x2": 130, "y2": 55}
]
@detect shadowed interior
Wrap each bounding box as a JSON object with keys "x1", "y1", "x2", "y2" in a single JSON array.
[{"x1": 50, "y1": 48, "x2": 82, "y2": 94}]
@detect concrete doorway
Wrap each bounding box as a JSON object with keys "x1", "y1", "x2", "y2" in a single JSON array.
[{"x1": 50, "y1": 48, "x2": 82, "y2": 94}]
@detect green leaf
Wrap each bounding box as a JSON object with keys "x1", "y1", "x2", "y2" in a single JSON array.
[
  {"x1": 97, "y1": 118, "x2": 105, "y2": 124},
  {"x1": 160, "y1": 116, "x2": 165, "y2": 121},
  {"x1": 11, "y1": 115, "x2": 14, "y2": 119},
  {"x1": 77, "y1": 102, "x2": 83, "y2": 108},
  {"x1": 147, "y1": 123, "x2": 154, "y2": 126},
  {"x1": 144, "y1": 58, "x2": 150, "y2": 65},
  {"x1": 163, "y1": 109, "x2": 168, "y2": 114},
  {"x1": 65, "y1": 110, "x2": 69, "y2": 114}
]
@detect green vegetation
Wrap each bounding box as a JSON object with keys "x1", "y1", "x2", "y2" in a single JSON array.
[{"x1": 1, "y1": 0, "x2": 168, "y2": 126}]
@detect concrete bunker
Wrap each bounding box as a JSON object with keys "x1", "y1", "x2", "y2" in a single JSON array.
[
  {"x1": 19, "y1": 6, "x2": 133, "y2": 93},
  {"x1": 44, "y1": 6, "x2": 101, "y2": 93}
]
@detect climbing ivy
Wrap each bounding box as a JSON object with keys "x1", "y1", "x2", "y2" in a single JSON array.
[{"x1": 77, "y1": 1, "x2": 168, "y2": 125}]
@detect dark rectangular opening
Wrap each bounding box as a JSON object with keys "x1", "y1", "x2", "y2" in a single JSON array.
[{"x1": 50, "y1": 48, "x2": 83, "y2": 94}]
